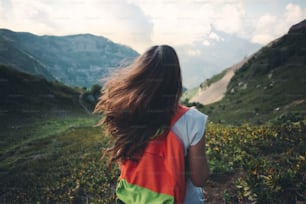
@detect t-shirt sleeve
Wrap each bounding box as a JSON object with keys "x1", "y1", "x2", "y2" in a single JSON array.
[
  {"x1": 171, "y1": 107, "x2": 208, "y2": 154},
  {"x1": 188, "y1": 108, "x2": 208, "y2": 146}
]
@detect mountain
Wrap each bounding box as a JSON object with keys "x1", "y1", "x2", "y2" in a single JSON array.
[
  {"x1": 177, "y1": 26, "x2": 261, "y2": 88},
  {"x1": 0, "y1": 29, "x2": 139, "y2": 88},
  {"x1": 0, "y1": 29, "x2": 55, "y2": 81},
  {"x1": 187, "y1": 19, "x2": 306, "y2": 124}
]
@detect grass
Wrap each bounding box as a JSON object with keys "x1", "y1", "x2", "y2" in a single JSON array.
[
  {"x1": 1, "y1": 115, "x2": 305, "y2": 203},
  {"x1": 0, "y1": 115, "x2": 117, "y2": 203},
  {"x1": 206, "y1": 69, "x2": 228, "y2": 86},
  {"x1": 181, "y1": 87, "x2": 199, "y2": 101},
  {"x1": 0, "y1": 116, "x2": 100, "y2": 155},
  {"x1": 206, "y1": 122, "x2": 306, "y2": 203}
]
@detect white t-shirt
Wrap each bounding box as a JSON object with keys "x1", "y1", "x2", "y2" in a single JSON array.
[{"x1": 171, "y1": 107, "x2": 208, "y2": 204}]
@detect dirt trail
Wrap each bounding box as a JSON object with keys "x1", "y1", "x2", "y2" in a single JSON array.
[
  {"x1": 78, "y1": 93, "x2": 92, "y2": 115},
  {"x1": 190, "y1": 59, "x2": 247, "y2": 105},
  {"x1": 204, "y1": 172, "x2": 242, "y2": 203}
]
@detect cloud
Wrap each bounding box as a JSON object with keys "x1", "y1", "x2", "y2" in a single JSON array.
[
  {"x1": 93, "y1": 0, "x2": 154, "y2": 52},
  {"x1": 128, "y1": 0, "x2": 253, "y2": 48},
  {"x1": 284, "y1": 3, "x2": 306, "y2": 28},
  {"x1": 186, "y1": 48, "x2": 201, "y2": 56},
  {"x1": 212, "y1": 1, "x2": 246, "y2": 35},
  {"x1": 251, "y1": 3, "x2": 306, "y2": 45},
  {"x1": 251, "y1": 14, "x2": 277, "y2": 44},
  {"x1": 0, "y1": 0, "x2": 11, "y2": 21},
  {"x1": 0, "y1": 0, "x2": 153, "y2": 52},
  {"x1": 2, "y1": 0, "x2": 306, "y2": 52},
  {"x1": 1, "y1": 1, "x2": 305, "y2": 47},
  {"x1": 1, "y1": 0, "x2": 306, "y2": 87},
  {"x1": 209, "y1": 32, "x2": 224, "y2": 41},
  {"x1": 1, "y1": 0, "x2": 56, "y2": 32},
  {"x1": 129, "y1": 0, "x2": 214, "y2": 46},
  {"x1": 202, "y1": 40, "x2": 210, "y2": 46}
]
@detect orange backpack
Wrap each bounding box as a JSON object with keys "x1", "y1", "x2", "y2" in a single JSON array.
[{"x1": 116, "y1": 105, "x2": 189, "y2": 204}]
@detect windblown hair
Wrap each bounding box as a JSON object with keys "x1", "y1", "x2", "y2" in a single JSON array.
[{"x1": 94, "y1": 45, "x2": 182, "y2": 164}]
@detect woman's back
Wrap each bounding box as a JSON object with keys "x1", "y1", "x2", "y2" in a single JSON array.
[{"x1": 94, "y1": 45, "x2": 209, "y2": 203}]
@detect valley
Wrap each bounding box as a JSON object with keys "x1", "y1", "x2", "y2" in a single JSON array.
[{"x1": 1, "y1": 19, "x2": 306, "y2": 203}]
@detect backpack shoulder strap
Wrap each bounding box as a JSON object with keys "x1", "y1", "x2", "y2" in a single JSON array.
[{"x1": 170, "y1": 105, "x2": 189, "y2": 126}]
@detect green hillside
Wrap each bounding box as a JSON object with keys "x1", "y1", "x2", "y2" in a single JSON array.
[
  {"x1": 0, "y1": 65, "x2": 93, "y2": 152},
  {"x1": 0, "y1": 64, "x2": 115, "y2": 203},
  {"x1": 0, "y1": 64, "x2": 85, "y2": 117},
  {"x1": 196, "y1": 20, "x2": 306, "y2": 124}
]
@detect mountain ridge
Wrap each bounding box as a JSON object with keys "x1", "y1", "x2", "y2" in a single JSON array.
[
  {"x1": 187, "y1": 19, "x2": 306, "y2": 124},
  {"x1": 0, "y1": 28, "x2": 139, "y2": 88},
  {"x1": 289, "y1": 19, "x2": 306, "y2": 32}
]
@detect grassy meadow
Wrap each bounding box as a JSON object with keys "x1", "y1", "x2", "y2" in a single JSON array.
[
  {"x1": 1, "y1": 113, "x2": 305, "y2": 203},
  {"x1": 0, "y1": 115, "x2": 118, "y2": 203}
]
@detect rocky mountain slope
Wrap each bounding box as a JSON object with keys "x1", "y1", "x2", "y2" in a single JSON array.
[
  {"x1": 0, "y1": 29, "x2": 138, "y2": 88},
  {"x1": 189, "y1": 58, "x2": 248, "y2": 105}
]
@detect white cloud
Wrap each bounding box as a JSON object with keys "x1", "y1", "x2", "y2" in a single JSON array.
[
  {"x1": 1, "y1": 0, "x2": 306, "y2": 53},
  {"x1": 95, "y1": 0, "x2": 154, "y2": 52},
  {"x1": 251, "y1": 3, "x2": 306, "y2": 45},
  {"x1": 10, "y1": 0, "x2": 57, "y2": 32},
  {"x1": 251, "y1": 14, "x2": 277, "y2": 44},
  {"x1": 284, "y1": 3, "x2": 306, "y2": 28},
  {"x1": 129, "y1": 0, "x2": 255, "y2": 49},
  {"x1": 187, "y1": 48, "x2": 201, "y2": 56},
  {"x1": 129, "y1": 0, "x2": 214, "y2": 47},
  {"x1": 209, "y1": 32, "x2": 223, "y2": 41},
  {"x1": 0, "y1": 0, "x2": 13, "y2": 22},
  {"x1": 213, "y1": 2, "x2": 246, "y2": 35},
  {"x1": 2, "y1": 0, "x2": 306, "y2": 88},
  {"x1": 1, "y1": 0, "x2": 153, "y2": 52},
  {"x1": 202, "y1": 40, "x2": 210, "y2": 46}
]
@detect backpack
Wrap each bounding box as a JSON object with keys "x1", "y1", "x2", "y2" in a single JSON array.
[{"x1": 116, "y1": 105, "x2": 189, "y2": 204}]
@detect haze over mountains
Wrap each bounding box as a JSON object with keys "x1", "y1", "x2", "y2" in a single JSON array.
[
  {"x1": 1, "y1": 19, "x2": 306, "y2": 124},
  {"x1": 177, "y1": 26, "x2": 261, "y2": 88},
  {"x1": 0, "y1": 29, "x2": 139, "y2": 88},
  {"x1": 0, "y1": 27, "x2": 261, "y2": 89}
]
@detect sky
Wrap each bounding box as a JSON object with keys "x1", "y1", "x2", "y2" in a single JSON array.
[
  {"x1": 1, "y1": 0, "x2": 306, "y2": 87},
  {"x1": 1, "y1": 0, "x2": 306, "y2": 52}
]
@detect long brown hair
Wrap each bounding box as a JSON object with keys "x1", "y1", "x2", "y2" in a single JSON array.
[{"x1": 94, "y1": 45, "x2": 182, "y2": 164}]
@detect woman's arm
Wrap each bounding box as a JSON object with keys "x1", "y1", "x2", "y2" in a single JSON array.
[{"x1": 187, "y1": 133, "x2": 210, "y2": 187}]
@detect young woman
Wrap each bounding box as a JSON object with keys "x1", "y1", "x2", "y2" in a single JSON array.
[{"x1": 94, "y1": 45, "x2": 209, "y2": 203}]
